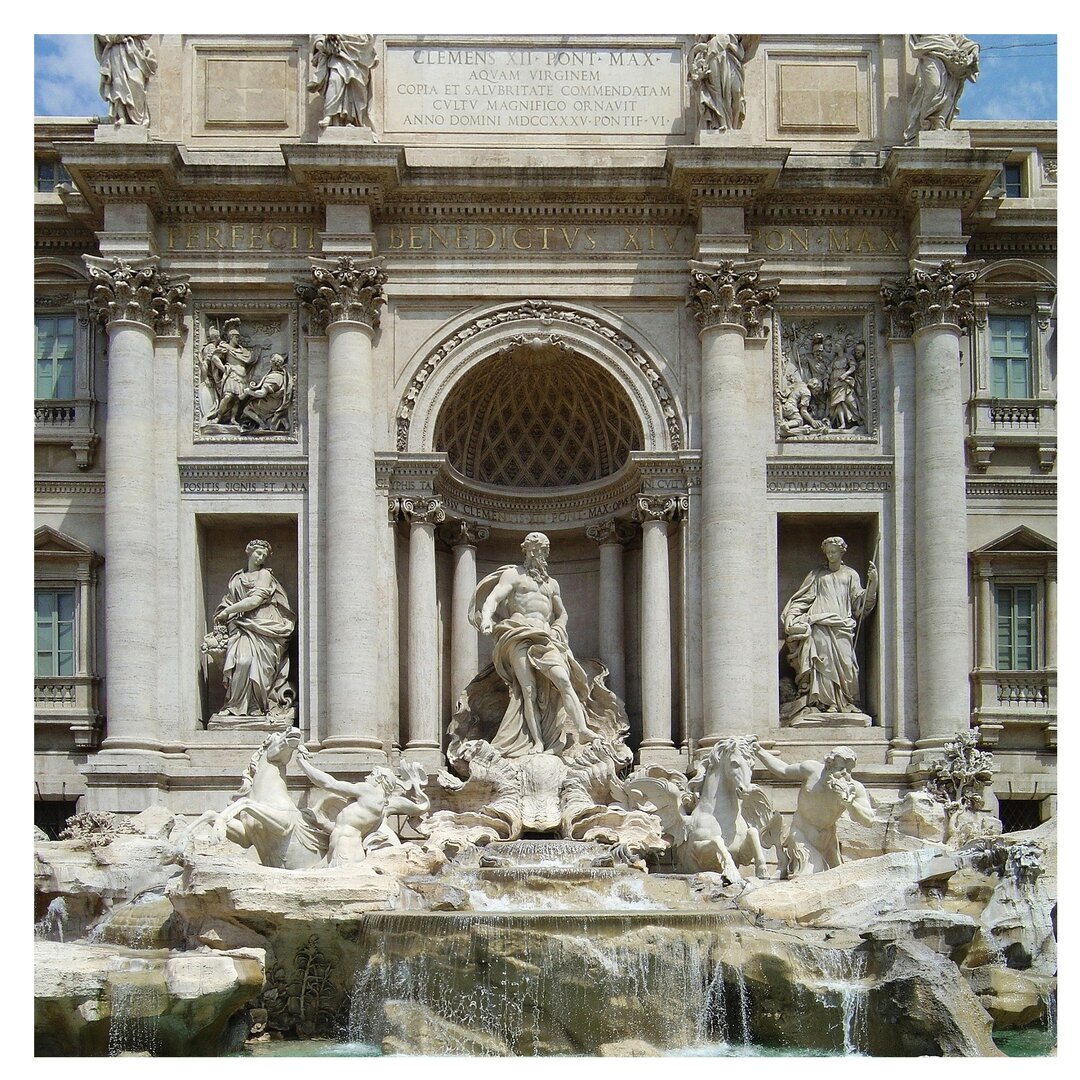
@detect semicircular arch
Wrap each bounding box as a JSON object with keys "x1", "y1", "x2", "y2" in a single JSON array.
[{"x1": 396, "y1": 300, "x2": 684, "y2": 457}]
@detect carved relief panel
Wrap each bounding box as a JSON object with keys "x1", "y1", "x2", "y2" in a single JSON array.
[
  {"x1": 192, "y1": 302, "x2": 300, "y2": 443},
  {"x1": 771, "y1": 306, "x2": 877, "y2": 442}
]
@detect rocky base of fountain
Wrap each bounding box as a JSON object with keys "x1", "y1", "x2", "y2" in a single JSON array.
[{"x1": 33, "y1": 808, "x2": 1056, "y2": 1056}]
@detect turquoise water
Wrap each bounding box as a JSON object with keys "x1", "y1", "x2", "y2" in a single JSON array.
[
  {"x1": 993, "y1": 1028, "x2": 1056, "y2": 1057},
  {"x1": 238, "y1": 1040, "x2": 382, "y2": 1057}
]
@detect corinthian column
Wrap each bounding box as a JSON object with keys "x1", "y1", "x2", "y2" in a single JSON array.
[
  {"x1": 83, "y1": 255, "x2": 189, "y2": 751},
  {"x1": 585, "y1": 519, "x2": 632, "y2": 701},
  {"x1": 635, "y1": 495, "x2": 687, "y2": 767},
  {"x1": 688, "y1": 260, "x2": 778, "y2": 743},
  {"x1": 401, "y1": 497, "x2": 446, "y2": 768},
  {"x1": 443, "y1": 520, "x2": 489, "y2": 706},
  {"x1": 883, "y1": 260, "x2": 980, "y2": 754},
  {"x1": 298, "y1": 256, "x2": 387, "y2": 756}
]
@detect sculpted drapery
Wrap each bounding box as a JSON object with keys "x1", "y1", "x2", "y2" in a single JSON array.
[
  {"x1": 94, "y1": 35, "x2": 157, "y2": 126},
  {"x1": 903, "y1": 34, "x2": 980, "y2": 142},
  {"x1": 213, "y1": 541, "x2": 296, "y2": 719}
]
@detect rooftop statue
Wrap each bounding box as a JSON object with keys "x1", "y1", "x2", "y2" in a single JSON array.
[
  {"x1": 202, "y1": 539, "x2": 296, "y2": 727},
  {"x1": 689, "y1": 35, "x2": 755, "y2": 132},
  {"x1": 308, "y1": 34, "x2": 378, "y2": 129},
  {"x1": 94, "y1": 35, "x2": 157, "y2": 126},
  {"x1": 780, "y1": 535, "x2": 877, "y2": 725},
  {"x1": 903, "y1": 34, "x2": 980, "y2": 143},
  {"x1": 752, "y1": 742, "x2": 876, "y2": 875}
]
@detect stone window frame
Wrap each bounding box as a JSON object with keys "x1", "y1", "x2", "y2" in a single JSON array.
[
  {"x1": 34, "y1": 526, "x2": 102, "y2": 749},
  {"x1": 970, "y1": 526, "x2": 1056, "y2": 749},
  {"x1": 966, "y1": 260, "x2": 1056, "y2": 473},
  {"x1": 34, "y1": 259, "x2": 99, "y2": 469}
]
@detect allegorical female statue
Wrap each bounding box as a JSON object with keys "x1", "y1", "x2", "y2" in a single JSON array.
[
  {"x1": 94, "y1": 35, "x2": 157, "y2": 126},
  {"x1": 203, "y1": 539, "x2": 296, "y2": 726},
  {"x1": 308, "y1": 34, "x2": 378, "y2": 129},
  {"x1": 780, "y1": 536, "x2": 877, "y2": 724},
  {"x1": 688, "y1": 35, "x2": 754, "y2": 132},
  {"x1": 903, "y1": 34, "x2": 980, "y2": 143}
]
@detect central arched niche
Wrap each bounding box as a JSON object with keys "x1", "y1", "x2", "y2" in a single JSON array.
[{"x1": 433, "y1": 342, "x2": 643, "y2": 489}]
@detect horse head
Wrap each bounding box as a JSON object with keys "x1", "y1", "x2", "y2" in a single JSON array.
[
  {"x1": 263, "y1": 726, "x2": 303, "y2": 767},
  {"x1": 712, "y1": 736, "x2": 756, "y2": 799}
]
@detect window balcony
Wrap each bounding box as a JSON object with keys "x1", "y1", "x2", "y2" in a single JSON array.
[
  {"x1": 34, "y1": 674, "x2": 102, "y2": 749},
  {"x1": 34, "y1": 397, "x2": 99, "y2": 468},
  {"x1": 966, "y1": 396, "x2": 1056, "y2": 473},
  {"x1": 971, "y1": 668, "x2": 1056, "y2": 748}
]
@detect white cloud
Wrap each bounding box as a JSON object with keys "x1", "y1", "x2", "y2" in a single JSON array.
[{"x1": 35, "y1": 35, "x2": 102, "y2": 117}]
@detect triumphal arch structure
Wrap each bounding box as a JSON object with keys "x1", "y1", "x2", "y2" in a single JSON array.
[{"x1": 33, "y1": 35, "x2": 1056, "y2": 833}]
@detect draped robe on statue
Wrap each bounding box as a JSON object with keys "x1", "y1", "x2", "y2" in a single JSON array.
[
  {"x1": 216, "y1": 568, "x2": 296, "y2": 718},
  {"x1": 468, "y1": 567, "x2": 618, "y2": 758},
  {"x1": 781, "y1": 564, "x2": 869, "y2": 713}
]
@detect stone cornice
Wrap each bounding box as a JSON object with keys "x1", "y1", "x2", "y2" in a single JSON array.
[
  {"x1": 766, "y1": 459, "x2": 894, "y2": 494},
  {"x1": 665, "y1": 146, "x2": 789, "y2": 208},
  {"x1": 83, "y1": 255, "x2": 191, "y2": 335},
  {"x1": 178, "y1": 461, "x2": 308, "y2": 494},
  {"x1": 884, "y1": 146, "x2": 1008, "y2": 213},
  {"x1": 966, "y1": 477, "x2": 1056, "y2": 500}
]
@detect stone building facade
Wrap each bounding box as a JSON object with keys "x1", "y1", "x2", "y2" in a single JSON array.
[{"x1": 33, "y1": 35, "x2": 1056, "y2": 833}]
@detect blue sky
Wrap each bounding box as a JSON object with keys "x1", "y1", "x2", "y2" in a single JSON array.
[{"x1": 34, "y1": 34, "x2": 1057, "y2": 122}]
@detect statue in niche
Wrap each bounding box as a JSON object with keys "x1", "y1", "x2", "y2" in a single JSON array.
[
  {"x1": 751, "y1": 741, "x2": 877, "y2": 876},
  {"x1": 777, "y1": 321, "x2": 869, "y2": 438},
  {"x1": 240, "y1": 353, "x2": 294, "y2": 432},
  {"x1": 689, "y1": 35, "x2": 754, "y2": 132},
  {"x1": 94, "y1": 35, "x2": 157, "y2": 126},
  {"x1": 471, "y1": 532, "x2": 604, "y2": 756},
  {"x1": 294, "y1": 752, "x2": 431, "y2": 867},
  {"x1": 308, "y1": 35, "x2": 378, "y2": 129},
  {"x1": 780, "y1": 536, "x2": 877, "y2": 725},
  {"x1": 903, "y1": 35, "x2": 980, "y2": 143},
  {"x1": 202, "y1": 539, "x2": 296, "y2": 728}
]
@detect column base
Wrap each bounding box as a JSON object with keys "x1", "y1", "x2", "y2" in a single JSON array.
[
  {"x1": 402, "y1": 745, "x2": 445, "y2": 772},
  {"x1": 637, "y1": 744, "x2": 686, "y2": 770}
]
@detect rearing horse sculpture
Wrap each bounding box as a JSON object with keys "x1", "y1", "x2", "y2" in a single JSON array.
[
  {"x1": 625, "y1": 735, "x2": 784, "y2": 882},
  {"x1": 183, "y1": 727, "x2": 328, "y2": 869}
]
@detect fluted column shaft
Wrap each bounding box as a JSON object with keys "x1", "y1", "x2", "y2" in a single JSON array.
[
  {"x1": 298, "y1": 256, "x2": 387, "y2": 755},
  {"x1": 587, "y1": 520, "x2": 630, "y2": 701},
  {"x1": 102, "y1": 319, "x2": 160, "y2": 748},
  {"x1": 403, "y1": 499, "x2": 444, "y2": 764},
  {"x1": 323, "y1": 319, "x2": 382, "y2": 750},
  {"x1": 448, "y1": 522, "x2": 488, "y2": 706},
  {"x1": 912, "y1": 321, "x2": 972, "y2": 745},
  {"x1": 699, "y1": 322, "x2": 756, "y2": 738},
  {"x1": 83, "y1": 255, "x2": 189, "y2": 752}
]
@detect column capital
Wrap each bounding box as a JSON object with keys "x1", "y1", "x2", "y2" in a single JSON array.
[
  {"x1": 83, "y1": 255, "x2": 190, "y2": 336},
  {"x1": 400, "y1": 496, "x2": 445, "y2": 527},
  {"x1": 880, "y1": 259, "x2": 983, "y2": 338},
  {"x1": 440, "y1": 520, "x2": 489, "y2": 548},
  {"x1": 297, "y1": 254, "x2": 387, "y2": 333},
  {"x1": 687, "y1": 258, "x2": 777, "y2": 336},
  {"x1": 585, "y1": 519, "x2": 634, "y2": 547},
  {"x1": 634, "y1": 494, "x2": 688, "y2": 524}
]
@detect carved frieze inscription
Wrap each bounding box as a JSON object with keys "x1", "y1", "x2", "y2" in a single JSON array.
[{"x1": 382, "y1": 44, "x2": 685, "y2": 135}]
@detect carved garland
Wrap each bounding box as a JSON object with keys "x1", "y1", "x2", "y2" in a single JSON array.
[{"x1": 395, "y1": 299, "x2": 682, "y2": 453}]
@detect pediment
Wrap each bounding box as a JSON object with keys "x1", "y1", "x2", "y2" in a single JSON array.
[
  {"x1": 973, "y1": 526, "x2": 1056, "y2": 555},
  {"x1": 34, "y1": 525, "x2": 97, "y2": 557}
]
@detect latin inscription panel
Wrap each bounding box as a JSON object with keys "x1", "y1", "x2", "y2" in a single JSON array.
[{"x1": 382, "y1": 45, "x2": 685, "y2": 135}]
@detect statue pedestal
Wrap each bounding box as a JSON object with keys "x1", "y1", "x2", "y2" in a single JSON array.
[
  {"x1": 207, "y1": 713, "x2": 293, "y2": 732},
  {"x1": 912, "y1": 129, "x2": 971, "y2": 149},
  {"x1": 783, "y1": 708, "x2": 873, "y2": 729},
  {"x1": 697, "y1": 128, "x2": 753, "y2": 145},
  {"x1": 94, "y1": 123, "x2": 149, "y2": 143},
  {"x1": 315, "y1": 125, "x2": 377, "y2": 144}
]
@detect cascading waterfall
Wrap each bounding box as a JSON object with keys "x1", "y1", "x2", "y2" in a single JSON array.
[
  {"x1": 35, "y1": 897, "x2": 69, "y2": 942},
  {"x1": 807, "y1": 948, "x2": 869, "y2": 1055},
  {"x1": 348, "y1": 911, "x2": 737, "y2": 1055},
  {"x1": 106, "y1": 960, "x2": 164, "y2": 1057}
]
